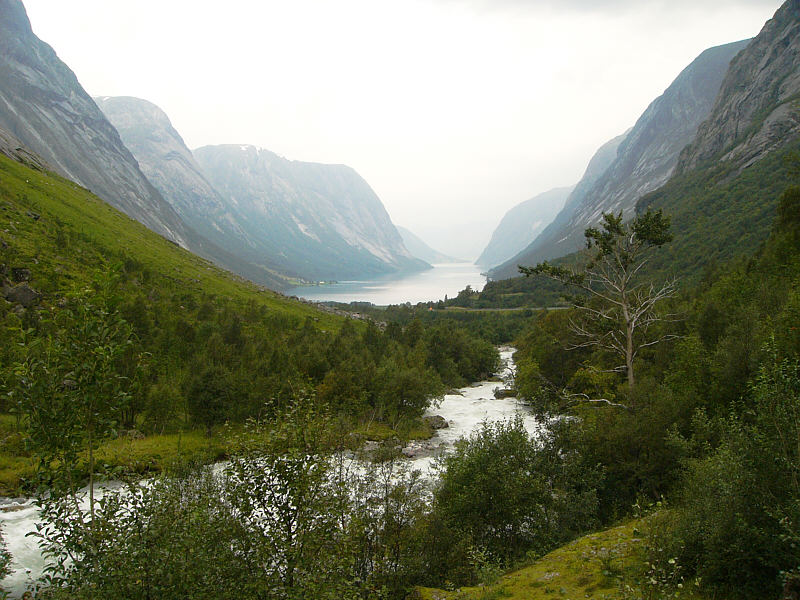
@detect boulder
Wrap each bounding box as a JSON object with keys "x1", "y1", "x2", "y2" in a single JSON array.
[
  {"x1": 11, "y1": 267, "x2": 31, "y2": 282},
  {"x1": 5, "y1": 283, "x2": 41, "y2": 307},
  {"x1": 493, "y1": 387, "x2": 516, "y2": 399},
  {"x1": 401, "y1": 446, "x2": 417, "y2": 458},
  {"x1": 424, "y1": 415, "x2": 449, "y2": 430}
]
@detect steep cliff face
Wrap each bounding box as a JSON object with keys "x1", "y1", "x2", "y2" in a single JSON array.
[
  {"x1": 477, "y1": 186, "x2": 573, "y2": 269},
  {"x1": 490, "y1": 39, "x2": 748, "y2": 280},
  {"x1": 677, "y1": 0, "x2": 800, "y2": 173},
  {"x1": 0, "y1": 124, "x2": 49, "y2": 171},
  {"x1": 95, "y1": 96, "x2": 299, "y2": 289},
  {"x1": 194, "y1": 145, "x2": 426, "y2": 281},
  {"x1": 0, "y1": 0, "x2": 190, "y2": 246}
]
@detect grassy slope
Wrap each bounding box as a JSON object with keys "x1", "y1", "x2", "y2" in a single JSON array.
[
  {"x1": 414, "y1": 517, "x2": 705, "y2": 600},
  {"x1": 0, "y1": 153, "x2": 340, "y2": 327},
  {"x1": 0, "y1": 154, "x2": 350, "y2": 492}
]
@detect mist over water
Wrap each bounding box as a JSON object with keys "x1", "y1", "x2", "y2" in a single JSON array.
[{"x1": 286, "y1": 263, "x2": 486, "y2": 305}]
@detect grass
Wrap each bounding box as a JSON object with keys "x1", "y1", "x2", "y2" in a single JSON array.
[
  {"x1": 0, "y1": 415, "x2": 437, "y2": 495},
  {"x1": 0, "y1": 153, "x2": 343, "y2": 330},
  {"x1": 413, "y1": 517, "x2": 708, "y2": 600}
]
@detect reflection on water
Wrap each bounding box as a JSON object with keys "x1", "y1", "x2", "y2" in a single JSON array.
[{"x1": 286, "y1": 263, "x2": 486, "y2": 305}]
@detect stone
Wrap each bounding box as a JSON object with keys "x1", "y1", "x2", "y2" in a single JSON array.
[
  {"x1": 26, "y1": 211, "x2": 40, "y2": 221},
  {"x1": 10, "y1": 267, "x2": 31, "y2": 282},
  {"x1": 423, "y1": 415, "x2": 449, "y2": 430},
  {"x1": 493, "y1": 387, "x2": 516, "y2": 399},
  {"x1": 5, "y1": 283, "x2": 41, "y2": 307}
]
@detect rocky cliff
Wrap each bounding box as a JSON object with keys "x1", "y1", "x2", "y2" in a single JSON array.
[
  {"x1": 676, "y1": 0, "x2": 800, "y2": 173},
  {"x1": 0, "y1": 0, "x2": 191, "y2": 246},
  {"x1": 0, "y1": 124, "x2": 49, "y2": 171},
  {"x1": 194, "y1": 145, "x2": 427, "y2": 281},
  {"x1": 490, "y1": 39, "x2": 749, "y2": 280},
  {"x1": 477, "y1": 186, "x2": 573, "y2": 269},
  {"x1": 95, "y1": 96, "x2": 301, "y2": 289}
]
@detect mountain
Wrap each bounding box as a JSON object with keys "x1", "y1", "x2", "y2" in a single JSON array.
[
  {"x1": 194, "y1": 145, "x2": 427, "y2": 281},
  {"x1": 490, "y1": 39, "x2": 749, "y2": 280},
  {"x1": 397, "y1": 226, "x2": 460, "y2": 264},
  {"x1": 634, "y1": 0, "x2": 800, "y2": 281},
  {"x1": 676, "y1": 0, "x2": 800, "y2": 173},
  {"x1": 0, "y1": 124, "x2": 49, "y2": 171},
  {"x1": 97, "y1": 96, "x2": 425, "y2": 285},
  {"x1": 0, "y1": 0, "x2": 192, "y2": 247},
  {"x1": 488, "y1": 131, "x2": 628, "y2": 278},
  {"x1": 477, "y1": 186, "x2": 573, "y2": 269},
  {"x1": 94, "y1": 96, "x2": 294, "y2": 290}
]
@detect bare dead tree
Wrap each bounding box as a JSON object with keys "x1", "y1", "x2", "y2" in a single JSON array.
[{"x1": 520, "y1": 210, "x2": 679, "y2": 391}]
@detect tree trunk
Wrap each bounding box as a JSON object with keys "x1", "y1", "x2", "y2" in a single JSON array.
[{"x1": 626, "y1": 321, "x2": 635, "y2": 389}]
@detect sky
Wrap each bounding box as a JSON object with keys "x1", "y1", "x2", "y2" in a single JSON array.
[{"x1": 23, "y1": 0, "x2": 783, "y2": 260}]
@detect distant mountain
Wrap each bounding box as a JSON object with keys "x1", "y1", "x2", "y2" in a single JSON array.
[
  {"x1": 0, "y1": 0, "x2": 191, "y2": 247},
  {"x1": 397, "y1": 226, "x2": 460, "y2": 264},
  {"x1": 194, "y1": 145, "x2": 427, "y2": 281},
  {"x1": 676, "y1": 0, "x2": 800, "y2": 173},
  {"x1": 95, "y1": 96, "x2": 293, "y2": 289},
  {"x1": 489, "y1": 131, "x2": 628, "y2": 278},
  {"x1": 490, "y1": 39, "x2": 749, "y2": 280},
  {"x1": 477, "y1": 186, "x2": 573, "y2": 269}
]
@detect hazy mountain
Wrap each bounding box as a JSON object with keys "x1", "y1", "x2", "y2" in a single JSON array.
[
  {"x1": 490, "y1": 39, "x2": 749, "y2": 280},
  {"x1": 489, "y1": 131, "x2": 628, "y2": 278},
  {"x1": 194, "y1": 145, "x2": 427, "y2": 281},
  {"x1": 0, "y1": 0, "x2": 192, "y2": 247},
  {"x1": 397, "y1": 226, "x2": 460, "y2": 264},
  {"x1": 94, "y1": 96, "x2": 296, "y2": 289},
  {"x1": 676, "y1": 0, "x2": 800, "y2": 173},
  {"x1": 477, "y1": 186, "x2": 573, "y2": 269}
]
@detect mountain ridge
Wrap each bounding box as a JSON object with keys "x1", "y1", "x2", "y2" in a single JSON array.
[
  {"x1": 676, "y1": 0, "x2": 800, "y2": 173},
  {"x1": 490, "y1": 39, "x2": 750, "y2": 280},
  {"x1": 0, "y1": 0, "x2": 193, "y2": 247},
  {"x1": 477, "y1": 185, "x2": 573, "y2": 269},
  {"x1": 193, "y1": 143, "x2": 427, "y2": 281},
  {"x1": 397, "y1": 226, "x2": 461, "y2": 265}
]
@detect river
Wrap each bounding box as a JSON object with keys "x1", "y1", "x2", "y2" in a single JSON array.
[
  {"x1": 0, "y1": 347, "x2": 537, "y2": 597},
  {"x1": 286, "y1": 262, "x2": 487, "y2": 305}
]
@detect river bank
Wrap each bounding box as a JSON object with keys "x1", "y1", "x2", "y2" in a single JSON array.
[{"x1": 0, "y1": 346, "x2": 536, "y2": 597}]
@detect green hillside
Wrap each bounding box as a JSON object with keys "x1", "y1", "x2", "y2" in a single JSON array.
[
  {"x1": 0, "y1": 154, "x2": 497, "y2": 493},
  {"x1": 0, "y1": 153, "x2": 335, "y2": 324},
  {"x1": 452, "y1": 142, "x2": 800, "y2": 309}
]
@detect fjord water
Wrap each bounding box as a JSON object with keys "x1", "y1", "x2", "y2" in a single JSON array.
[{"x1": 286, "y1": 262, "x2": 486, "y2": 305}]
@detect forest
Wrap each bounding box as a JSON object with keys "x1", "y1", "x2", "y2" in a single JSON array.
[{"x1": 1, "y1": 152, "x2": 799, "y2": 598}]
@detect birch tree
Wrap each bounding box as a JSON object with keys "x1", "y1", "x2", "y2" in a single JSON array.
[{"x1": 519, "y1": 210, "x2": 678, "y2": 394}]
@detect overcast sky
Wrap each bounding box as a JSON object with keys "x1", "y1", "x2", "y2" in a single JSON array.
[{"x1": 24, "y1": 0, "x2": 782, "y2": 259}]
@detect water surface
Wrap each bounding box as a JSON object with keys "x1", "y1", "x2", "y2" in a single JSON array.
[{"x1": 287, "y1": 262, "x2": 486, "y2": 305}]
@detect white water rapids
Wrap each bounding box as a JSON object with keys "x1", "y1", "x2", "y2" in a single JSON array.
[{"x1": 0, "y1": 347, "x2": 539, "y2": 597}]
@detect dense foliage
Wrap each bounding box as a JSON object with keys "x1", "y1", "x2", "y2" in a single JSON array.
[{"x1": 512, "y1": 184, "x2": 800, "y2": 597}]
